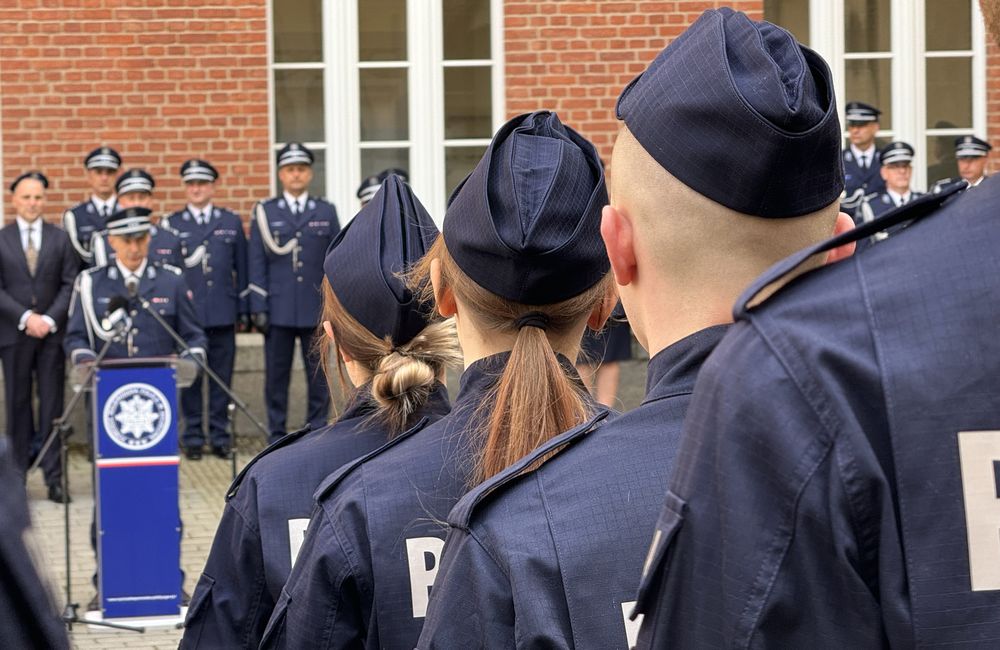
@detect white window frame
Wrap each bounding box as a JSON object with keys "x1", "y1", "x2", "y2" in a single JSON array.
[
  {"x1": 808, "y1": 0, "x2": 987, "y2": 189},
  {"x1": 267, "y1": 0, "x2": 505, "y2": 224}
]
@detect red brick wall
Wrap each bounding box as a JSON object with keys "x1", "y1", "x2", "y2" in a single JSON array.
[
  {"x1": 503, "y1": 1, "x2": 764, "y2": 163},
  {"x1": 0, "y1": 0, "x2": 271, "y2": 224}
]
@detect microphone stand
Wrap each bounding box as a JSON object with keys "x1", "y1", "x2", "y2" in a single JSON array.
[
  {"x1": 132, "y1": 292, "x2": 269, "y2": 477},
  {"x1": 30, "y1": 326, "x2": 146, "y2": 633}
]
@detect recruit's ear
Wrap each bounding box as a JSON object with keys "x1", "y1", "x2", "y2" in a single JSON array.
[
  {"x1": 825, "y1": 212, "x2": 857, "y2": 265},
  {"x1": 430, "y1": 258, "x2": 457, "y2": 318},
  {"x1": 322, "y1": 320, "x2": 334, "y2": 342},
  {"x1": 600, "y1": 204, "x2": 637, "y2": 287},
  {"x1": 587, "y1": 282, "x2": 619, "y2": 332}
]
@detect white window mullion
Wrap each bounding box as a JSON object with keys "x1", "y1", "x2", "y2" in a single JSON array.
[
  {"x1": 408, "y1": 0, "x2": 442, "y2": 222},
  {"x1": 893, "y1": 0, "x2": 922, "y2": 185},
  {"x1": 326, "y1": 0, "x2": 361, "y2": 222},
  {"x1": 972, "y1": 1, "x2": 987, "y2": 138},
  {"x1": 808, "y1": 0, "x2": 842, "y2": 115},
  {"x1": 491, "y1": 0, "x2": 505, "y2": 132}
]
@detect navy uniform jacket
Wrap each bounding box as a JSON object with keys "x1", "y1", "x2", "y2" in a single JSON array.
[
  {"x1": 853, "y1": 190, "x2": 925, "y2": 251},
  {"x1": 90, "y1": 225, "x2": 185, "y2": 270},
  {"x1": 841, "y1": 149, "x2": 886, "y2": 216},
  {"x1": 163, "y1": 207, "x2": 248, "y2": 327},
  {"x1": 260, "y1": 354, "x2": 598, "y2": 649},
  {"x1": 180, "y1": 384, "x2": 451, "y2": 649},
  {"x1": 418, "y1": 326, "x2": 726, "y2": 650},
  {"x1": 62, "y1": 198, "x2": 117, "y2": 266},
  {"x1": 64, "y1": 261, "x2": 206, "y2": 363},
  {"x1": 634, "y1": 181, "x2": 1000, "y2": 647},
  {"x1": 0, "y1": 440, "x2": 70, "y2": 649},
  {"x1": 247, "y1": 196, "x2": 340, "y2": 328}
]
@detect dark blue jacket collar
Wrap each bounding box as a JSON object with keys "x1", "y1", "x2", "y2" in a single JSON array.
[{"x1": 644, "y1": 324, "x2": 730, "y2": 403}]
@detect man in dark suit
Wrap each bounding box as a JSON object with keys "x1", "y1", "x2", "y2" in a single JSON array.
[{"x1": 0, "y1": 171, "x2": 78, "y2": 502}]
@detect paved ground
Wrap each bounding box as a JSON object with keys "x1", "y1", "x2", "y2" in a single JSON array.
[{"x1": 14, "y1": 337, "x2": 649, "y2": 649}]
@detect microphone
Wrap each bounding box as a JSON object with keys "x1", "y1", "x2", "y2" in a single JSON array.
[
  {"x1": 125, "y1": 276, "x2": 139, "y2": 299},
  {"x1": 101, "y1": 295, "x2": 132, "y2": 333}
]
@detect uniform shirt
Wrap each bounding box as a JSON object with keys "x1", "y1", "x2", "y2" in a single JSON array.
[
  {"x1": 163, "y1": 205, "x2": 248, "y2": 328},
  {"x1": 634, "y1": 181, "x2": 1000, "y2": 647},
  {"x1": 247, "y1": 194, "x2": 340, "y2": 329},
  {"x1": 62, "y1": 196, "x2": 118, "y2": 264},
  {"x1": 90, "y1": 225, "x2": 185, "y2": 270},
  {"x1": 260, "y1": 353, "x2": 595, "y2": 649},
  {"x1": 64, "y1": 260, "x2": 206, "y2": 363},
  {"x1": 418, "y1": 325, "x2": 726, "y2": 650},
  {"x1": 181, "y1": 384, "x2": 452, "y2": 649}
]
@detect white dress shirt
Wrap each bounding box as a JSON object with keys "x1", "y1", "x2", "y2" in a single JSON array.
[
  {"x1": 15, "y1": 217, "x2": 57, "y2": 333},
  {"x1": 850, "y1": 144, "x2": 877, "y2": 168},
  {"x1": 283, "y1": 191, "x2": 309, "y2": 215},
  {"x1": 188, "y1": 203, "x2": 214, "y2": 224},
  {"x1": 92, "y1": 195, "x2": 116, "y2": 219},
  {"x1": 115, "y1": 257, "x2": 148, "y2": 291},
  {"x1": 886, "y1": 189, "x2": 912, "y2": 207}
]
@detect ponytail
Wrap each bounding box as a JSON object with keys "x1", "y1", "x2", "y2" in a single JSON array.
[
  {"x1": 317, "y1": 279, "x2": 460, "y2": 436},
  {"x1": 409, "y1": 236, "x2": 612, "y2": 485}
]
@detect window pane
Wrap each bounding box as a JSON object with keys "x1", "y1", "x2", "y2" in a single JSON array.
[
  {"x1": 360, "y1": 147, "x2": 410, "y2": 181},
  {"x1": 443, "y1": 0, "x2": 491, "y2": 59},
  {"x1": 926, "y1": 135, "x2": 959, "y2": 186},
  {"x1": 274, "y1": 69, "x2": 325, "y2": 143},
  {"x1": 845, "y1": 59, "x2": 892, "y2": 129},
  {"x1": 763, "y1": 0, "x2": 810, "y2": 47},
  {"x1": 359, "y1": 0, "x2": 407, "y2": 61},
  {"x1": 927, "y1": 58, "x2": 972, "y2": 128},
  {"x1": 444, "y1": 67, "x2": 492, "y2": 139},
  {"x1": 445, "y1": 145, "x2": 487, "y2": 198},
  {"x1": 845, "y1": 0, "x2": 891, "y2": 52},
  {"x1": 926, "y1": 0, "x2": 971, "y2": 51},
  {"x1": 273, "y1": 0, "x2": 323, "y2": 63},
  {"x1": 275, "y1": 148, "x2": 327, "y2": 198},
  {"x1": 360, "y1": 68, "x2": 409, "y2": 141}
]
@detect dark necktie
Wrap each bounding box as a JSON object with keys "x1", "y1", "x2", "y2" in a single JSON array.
[{"x1": 859, "y1": 154, "x2": 868, "y2": 169}]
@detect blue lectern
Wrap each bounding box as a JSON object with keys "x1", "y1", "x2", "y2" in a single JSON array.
[{"x1": 92, "y1": 357, "x2": 194, "y2": 620}]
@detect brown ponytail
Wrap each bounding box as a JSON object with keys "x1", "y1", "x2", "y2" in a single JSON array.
[
  {"x1": 409, "y1": 236, "x2": 613, "y2": 485},
  {"x1": 316, "y1": 279, "x2": 461, "y2": 436}
]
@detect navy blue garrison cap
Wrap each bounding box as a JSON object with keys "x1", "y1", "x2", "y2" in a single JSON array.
[
  {"x1": 116, "y1": 168, "x2": 155, "y2": 195},
  {"x1": 85, "y1": 146, "x2": 122, "y2": 171},
  {"x1": 443, "y1": 111, "x2": 609, "y2": 305},
  {"x1": 616, "y1": 8, "x2": 843, "y2": 218},
  {"x1": 9, "y1": 170, "x2": 49, "y2": 193},
  {"x1": 324, "y1": 174, "x2": 439, "y2": 346}
]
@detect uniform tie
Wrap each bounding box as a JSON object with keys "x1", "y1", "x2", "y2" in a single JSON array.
[
  {"x1": 293, "y1": 199, "x2": 303, "y2": 215},
  {"x1": 859, "y1": 153, "x2": 868, "y2": 169},
  {"x1": 25, "y1": 225, "x2": 38, "y2": 276}
]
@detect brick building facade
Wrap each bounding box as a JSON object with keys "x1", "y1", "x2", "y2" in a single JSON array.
[{"x1": 2, "y1": 0, "x2": 997, "y2": 223}]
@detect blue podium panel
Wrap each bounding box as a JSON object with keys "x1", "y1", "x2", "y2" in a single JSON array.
[{"x1": 94, "y1": 365, "x2": 181, "y2": 619}]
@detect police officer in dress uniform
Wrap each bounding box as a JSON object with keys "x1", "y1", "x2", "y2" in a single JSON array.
[
  {"x1": 854, "y1": 141, "x2": 924, "y2": 251},
  {"x1": 840, "y1": 102, "x2": 885, "y2": 216},
  {"x1": 180, "y1": 175, "x2": 456, "y2": 649},
  {"x1": 0, "y1": 438, "x2": 70, "y2": 649},
  {"x1": 62, "y1": 146, "x2": 121, "y2": 268},
  {"x1": 0, "y1": 172, "x2": 79, "y2": 503},
  {"x1": 418, "y1": 9, "x2": 853, "y2": 649},
  {"x1": 259, "y1": 111, "x2": 613, "y2": 649},
  {"x1": 633, "y1": 183, "x2": 1000, "y2": 647},
  {"x1": 356, "y1": 168, "x2": 408, "y2": 207},
  {"x1": 248, "y1": 143, "x2": 339, "y2": 443},
  {"x1": 162, "y1": 159, "x2": 249, "y2": 460},
  {"x1": 91, "y1": 169, "x2": 184, "y2": 269},
  {"x1": 64, "y1": 207, "x2": 206, "y2": 610}
]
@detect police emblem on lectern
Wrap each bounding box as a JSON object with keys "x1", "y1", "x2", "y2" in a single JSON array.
[{"x1": 102, "y1": 382, "x2": 172, "y2": 451}]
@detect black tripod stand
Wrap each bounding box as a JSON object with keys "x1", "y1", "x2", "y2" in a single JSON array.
[
  {"x1": 132, "y1": 289, "x2": 269, "y2": 477},
  {"x1": 30, "y1": 326, "x2": 145, "y2": 633}
]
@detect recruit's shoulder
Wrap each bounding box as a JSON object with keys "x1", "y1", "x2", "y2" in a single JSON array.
[
  {"x1": 226, "y1": 425, "x2": 315, "y2": 500},
  {"x1": 448, "y1": 409, "x2": 613, "y2": 531}
]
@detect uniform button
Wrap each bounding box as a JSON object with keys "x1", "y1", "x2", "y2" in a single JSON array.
[
  {"x1": 295, "y1": 232, "x2": 301, "y2": 238},
  {"x1": 297, "y1": 277, "x2": 303, "y2": 283},
  {"x1": 207, "y1": 280, "x2": 214, "y2": 287},
  {"x1": 130, "y1": 310, "x2": 138, "y2": 317},
  {"x1": 159, "y1": 309, "x2": 166, "y2": 315},
  {"x1": 297, "y1": 262, "x2": 303, "y2": 268},
  {"x1": 206, "y1": 267, "x2": 213, "y2": 272},
  {"x1": 131, "y1": 328, "x2": 138, "y2": 334}
]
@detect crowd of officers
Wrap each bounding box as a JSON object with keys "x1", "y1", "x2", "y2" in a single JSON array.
[{"x1": 4, "y1": 5, "x2": 1000, "y2": 649}]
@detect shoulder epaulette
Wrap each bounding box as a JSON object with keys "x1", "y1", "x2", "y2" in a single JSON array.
[
  {"x1": 314, "y1": 415, "x2": 431, "y2": 502},
  {"x1": 226, "y1": 425, "x2": 313, "y2": 500},
  {"x1": 449, "y1": 409, "x2": 611, "y2": 530}
]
